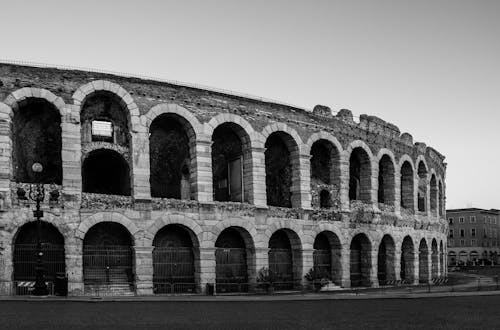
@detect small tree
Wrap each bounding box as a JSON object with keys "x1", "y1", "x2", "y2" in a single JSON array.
[
  {"x1": 304, "y1": 268, "x2": 330, "y2": 292},
  {"x1": 257, "y1": 267, "x2": 275, "y2": 292}
]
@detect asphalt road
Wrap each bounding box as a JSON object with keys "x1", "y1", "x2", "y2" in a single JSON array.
[{"x1": 0, "y1": 295, "x2": 498, "y2": 329}]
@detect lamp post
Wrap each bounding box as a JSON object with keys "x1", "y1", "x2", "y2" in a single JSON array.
[{"x1": 29, "y1": 162, "x2": 48, "y2": 296}]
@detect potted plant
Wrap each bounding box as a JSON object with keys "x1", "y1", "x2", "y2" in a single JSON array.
[
  {"x1": 305, "y1": 268, "x2": 329, "y2": 292},
  {"x1": 257, "y1": 267, "x2": 275, "y2": 294}
]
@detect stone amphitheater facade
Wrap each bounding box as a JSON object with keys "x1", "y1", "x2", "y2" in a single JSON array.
[{"x1": 0, "y1": 63, "x2": 447, "y2": 296}]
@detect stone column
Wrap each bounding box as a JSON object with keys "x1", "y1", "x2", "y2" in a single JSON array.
[
  {"x1": 394, "y1": 168, "x2": 401, "y2": 215},
  {"x1": 413, "y1": 250, "x2": 420, "y2": 285},
  {"x1": 0, "y1": 103, "x2": 12, "y2": 209},
  {"x1": 134, "y1": 246, "x2": 154, "y2": 295},
  {"x1": 339, "y1": 154, "x2": 350, "y2": 212},
  {"x1": 295, "y1": 153, "x2": 312, "y2": 209},
  {"x1": 0, "y1": 239, "x2": 13, "y2": 295},
  {"x1": 248, "y1": 147, "x2": 267, "y2": 207},
  {"x1": 131, "y1": 131, "x2": 151, "y2": 201},
  {"x1": 340, "y1": 243, "x2": 351, "y2": 288},
  {"x1": 427, "y1": 250, "x2": 433, "y2": 283},
  {"x1": 255, "y1": 247, "x2": 269, "y2": 275},
  {"x1": 301, "y1": 248, "x2": 314, "y2": 288},
  {"x1": 61, "y1": 105, "x2": 83, "y2": 204},
  {"x1": 66, "y1": 237, "x2": 84, "y2": 296},
  {"x1": 199, "y1": 247, "x2": 216, "y2": 294},
  {"x1": 370, "y1": 249, "x2": 379, "y2": 288},
  {"x1": 371, "y1": 160, "x2": 379, "y2": 207},
  {"x1": 192, "y1": 138, "x2": 213, "y2": 203},
  {"x1": 394, "y1": 247, "x2": 402, "y2": 282}
]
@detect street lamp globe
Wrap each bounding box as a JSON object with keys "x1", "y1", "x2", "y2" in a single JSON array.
[{"x1": 32, "y1": 162, "x2": 43, "y2": 173}]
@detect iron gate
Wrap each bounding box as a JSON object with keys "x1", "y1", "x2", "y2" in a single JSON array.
[
  {"x1": 313, "y1": 249, "x2": 331, "y2": 279},
  {"x1": 268, "y1": 248, "x2": 294, "y2": 290},
  {"x1": 215, "y1": 248, "x2": 247, "y2": 292},
  {"x1": 83, "y1": 245, "x2": 134, "y2": 295},
  {"x1": 153, "y1": 247, "x2": 196, "y2": 294}
]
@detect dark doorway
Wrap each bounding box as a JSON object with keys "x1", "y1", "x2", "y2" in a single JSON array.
[
  {"x1": 215, "y1": 227, "x2": 248, "y2": 292},
  {"x1": 82, "y1": 149, "x2": 131, "y2": 196}
]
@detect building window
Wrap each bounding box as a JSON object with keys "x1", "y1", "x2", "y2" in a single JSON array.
[
  {"x1": 449, "y1": 229, "x2": 454, "y2": 238},
  {"x1": 470, "y1": 216, "x2": 476, "y2": 223},
  {"x1": 460, "y1": 239, "x2": 465, "y2": 246},
  {"x1": 471, "y1": 228, "x2": 476, "y2": 237},
  {"x1": 483, "y1": 227, "x2": 487, "y2": 238},
  {"x1": 471, "y1": 239, "x2": 477, "y2": 246},
  {"x1": 459, "y1": 217, "x2": 464, "y2": 223},
  {"x1": 460, "y1": 229, "x2": 465, "y2": 237},
  {"x1": 448, "y1": 218, "x2": 454, "y2": 225},
  {"x1": 448, "y1": 239, "x2": 454, "y2": 247}
]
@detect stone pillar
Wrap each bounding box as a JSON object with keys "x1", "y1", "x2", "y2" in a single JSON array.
[
  {"x1": 0, "y1": 239, "x2": 13, "y2": 295},
  {"x1": 427, "y1": 250, "x2": 433, "y2": 283},
  {"x1": 134, "y1": 246, "x2": 153, "y2": 295},
  {"x1": 394, "y1": 168, "x2": 401, "y2": 215},
  {"x1": 248, "y1": 147, "x2": 267, "y2": 207},
  {"x1": 131, "y1": 131, "x2": 151, "y2": 201},
  {"x1": 413, "y1": 250, "x2": 419, "y2": 285},
  {"x1": 199, "y1": 247, "x2": 216, "y2": 294},
  {"x1": 192, "y1": 138, "x2": 213, "y2": 203},
  {"x1": 340, "y1": 243, "x2": 351, "y2": 288},
  {"x1": 370, "y1": 249, "x2": 379, "y2": 288},
  {"x1": 294, "y1": 153, "x2": 312, "y2": 209},
  {"x1": 255, "y1": 247, "x2": 269, "y2": 275},
  {"x1": 301, "y1": 248, "x2": 314, "y2": 288},
  {"x1": 0, "y1": 103, "x2": 12, "y2": 209},
  {"x1": 66, "y1": 237, "x2": 84, "y2": 296},
  {"x1": 371, "y1": 160, "x2": 379, "y2": 206},
  {"x1": 394, "y1": 247, "x2": 402, "y2": 282},
  {"x1": 339, "y1": 154, "x2": 350, "y2": 212},
  {"x1": 61, "y1": 105, "x2": 83, "y2": 203}
]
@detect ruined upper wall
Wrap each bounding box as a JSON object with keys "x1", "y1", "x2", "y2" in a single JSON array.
[{"x1": 0, "y1": 63, "x2": 446, "y2": 176}]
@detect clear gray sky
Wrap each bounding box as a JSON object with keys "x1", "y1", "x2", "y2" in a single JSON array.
[{"x1": 1, "y1": 0, "x2": 499, "y2": 209}]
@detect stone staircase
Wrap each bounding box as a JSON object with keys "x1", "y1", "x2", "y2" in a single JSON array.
[
  {"x1": 320, "y1": 281, "x2": 342, "y2": 291},
  {"x1": 84, "y1": 268, "x2": 135, "y2": 296}
]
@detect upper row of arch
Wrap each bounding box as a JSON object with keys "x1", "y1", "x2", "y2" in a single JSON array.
[{"x1": 0, "y1": 82, "x2": 445, "y2": 181}]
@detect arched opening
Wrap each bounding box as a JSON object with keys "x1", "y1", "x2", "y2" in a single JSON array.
[
  {"x1": 438, "y1": 181, "x2": 444, "y2": 217},
  {"x1": 149, "y1": 114, "x2": 194, "y2": 199},
  {"x1": 470, "y1": 251, "x2": 479, "y2": 265},
  {"x1": 377, "y1": 235, "x2": 396, "y2": 285},
  {"x1": 319, "y1": 190, "x2": 332, "y2": 208},
  {"x1": 13, "y1": 221, "x2": 65, "y2": 295},
  {"x1": 459, "y1": 251, "x2": 468, "y2": 265},
  {"x1": 378, "y1": 155, "x2": 395, "y2": 205},
  {"x1": 269, "y1": 229, "x2": 302, "y2": 290},
  {"x1": 400, "y1": 236, "x2": 415, "y2": 283},
  {"x1": 265, "y1": 132, "x2": 299, "y2": 208},
  {"x1": 439, "y1": 241, "x2": 444, "y2": 271},
  {"x1": 349, "y1": 147, "x2": 372, "y2": 203},
  {"x1": 215, "y1": 227, "x2": 254, "y2": 293},
  {"x1": 448, "y1": 251, "x2": 457, "y2": 266},
  {"x1": 212, "y1": 123, "x2": 250, "y2": 202},
  {"x1": 80, "y1": 91, "x2": 130, "y2": 147},
  {"x1": 313, "y1": 231, "x2": 342, "y2": 285},
  {"x1": 419, "y1": 239, "x2": 429, "y2": 283},
  {"x1": 431, "y1": 239, "x2": 439, "y2": 279},
  {"x1": 400, "y1": 161, "x2": 414, "y2": 211},
  {"x1": 153, "y1": 224, "x2": 198, "y2": 294},
  {"x1": 417, "y1": 161, "x2": 428, "y2": 213},
  {"x1": 310, "y1": 139, "x2": 340, "y2": 208},
  {"x1": 82, "y1": 149, "x2": 131, "y2": 196},
  {"x1": 350, "y1": 233, "x2": 372, "y2": 287},
  {"x1": 12, "y1": 98, "x2": 62, "y2": 184},
  {"x1": 430, "y1": 175, "x2": 437, "y2": 215},
  {"x1": 83, "y1": 222, "x2": 134, "y2": 295}
]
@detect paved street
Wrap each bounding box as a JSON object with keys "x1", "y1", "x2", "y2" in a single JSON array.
[{"x1": 0, "y1": 295, "x2": 499, "y2": 329}]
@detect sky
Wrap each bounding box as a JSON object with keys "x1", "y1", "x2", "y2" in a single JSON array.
[{"x1": 1, "y1": 0, "x2": 499, "y2": 209}]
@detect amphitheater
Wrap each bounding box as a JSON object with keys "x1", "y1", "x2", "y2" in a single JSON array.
[{"x1": 0, "y1": 62, "x2": 447, "y2": 296}]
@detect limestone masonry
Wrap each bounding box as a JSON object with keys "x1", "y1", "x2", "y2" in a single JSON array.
[{"x1": 0, "y1": 63, "x2": 447, "y2": 296}]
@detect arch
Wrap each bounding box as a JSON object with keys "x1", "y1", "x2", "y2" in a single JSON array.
[
  {"x1": 72, "y1": 80, "x2": 141, "y2": 132},
  {"x1": 143, "y1": 103, "x2": 204, "y2": 140},
  {"x1": 261, "y1": 122, "x2": 305, "y2": 153},
  {"x1": 416, "y1": 159, "x2": 428, "y2": 213},
  {"x1": 13, "y1": 221, "x2": 66, "y2": 291},
  {"x1": 263, "y1": 221, "x2": 309, "y2": 249},
  {"x1": 76, "y1": 212, "x2": 140, "y2": 243},
  {"x1": 347, "y1": 142, "x2": 373, "y2": 203},
  {"x1": 377, "y1": 152, "x2": 396, "y2": 206},
  {"x1": 350, "y1": 233, "x2": 372, "y2": 287},
  {"x1": 419, "y1": 238, "x2": 429, "y2": 283},
  {"x1": 205, "y1": 113, "x2": 260, "y2": 149},
  {"x1": 3, "y1": 87, "x2": 66, "y2": 118},
  {"x1": 305, "y1": 132, "x2": 343, "y2": 155},
  {"x1": 400, "y1": 159, "x2": 415, "y2": 211},
  {"x1": 82, "y1": 149, "x2": 131, "y2": 195},
  {"x1": 268, "y1": 228, "x2": 303, "y2": 290},
  {"x1": 313, "y1": 231, "x2": 342, "y2": 285},
  {"x1": 431, "y1": 238, "x2": 439, "y2": 279},
  {"x1": 438, "y1": 178, "x2": 444, "y2": 217},
  {"x1": 147, "y1": 213, "x2": 203, "y2": 245},
  {"x1": 400, "y1": 235, "x2": 415, "y2": 283},
  {"x1": 212, "y1": 218, "x2": 258, "y2": 249},
  {"x1": 152, "y1": 224, "x2": 199, "y2": 294},
  {"x1": 378, "y1": 234, "x2": 396, "y2": 285},
  {"x1": 430, "y1": 174, "x2": 438, "y2": 215},
  {"x1": 439, "y1": 240, "x2": 444, "y2": 273}
]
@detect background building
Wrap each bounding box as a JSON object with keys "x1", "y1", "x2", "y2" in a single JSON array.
[
  {"x1": 0, "y1": 63, "x2": 447, "y2": 296},
  {"x1": 447, "y1": 208, "x2": 500, "y2": 265}
]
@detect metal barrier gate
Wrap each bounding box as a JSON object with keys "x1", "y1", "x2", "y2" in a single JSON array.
[
  {"x1": 269, "y1": 248, "x2": 294, "y2": 290},
  {"x1": 153, "y1": 247, "x2": 196, "y2": 294},
  {"x1": 313, "y1": 249, "x2": 331, "y2": 278},
  {"x1": 216, "y1": 248, "x2": 247, "y2": 292}
]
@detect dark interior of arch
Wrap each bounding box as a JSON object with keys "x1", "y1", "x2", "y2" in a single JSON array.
[
  {"x1": 153, "y1": 225, "x2": 194, "y2": 247},
  {"x1": 378, "y1": 155, "x2": 395, "y2": 204},
  {"x1": 212, "y1": 124, "x2": 243, "y2": 202},
  {"x1": 269, "y1": 230, "x2": 292, "y2": 249},
  {"x1": 80, "y1": 91, "x2": 130, "y2": 146},
  {"x1": 430, "y1": 175, "x2": 437, "y2": 211},
  {"x1": 320, "y1": 190, "x2": 332, "y2": 208},
  {"x1": 14, "y1": 221, "x2": 64, "y2": 245},
  {"x1": 12, "y1": 98, "x2": 62, "y2": 184},
  {"x1": 350, "y1": 234, "x2": 371, "y2": 287},
  {"x1": 313, "y1": 232, "x2": 331, "y2": 250},
  {"x1": 310, "y1": 141, "x2": 331, "y2": 184},
  {"x1": 265, "y1": 133, "x2": 292, "y2": 207},
  {"x1": 400, "y1": 162, "x2": 414, "y2": 210},
  {"x1": 400, "y1": 236, "x2": 414, "y2": 282},
  {"x1": 419, "y1": 240, "x2": 429, "y2": 283},
  {"x1": 83, "y1": 222, "x2": 132, "y2": 246},
  {"x1": 150, "y1": 114, "x2": 191, "y2": 199},
  {"x1": 378, "y1": 235, "x2": 395, "y2": 284},
  {"x1": 349, "y1": 148, "x2": 371, "y2": 202},
  {"x1": 417, "y1": 162, "x2": 428, "y2": 212},
  {"x1": 215, "y1": 228, "x2": 246, "y2": 248},
  {"x1": 82, "y1": 149, "x2": 131, "y2": 195}
]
